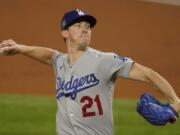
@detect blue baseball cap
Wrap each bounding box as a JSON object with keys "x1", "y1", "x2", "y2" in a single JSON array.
[{"x1": 61, "y1": 9, "x2": 97, "y2": 30}]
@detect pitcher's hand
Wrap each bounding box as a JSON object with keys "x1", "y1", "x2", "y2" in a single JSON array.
[{"x1": 0, "y1": 39, "x2": 20, "y2": 56}]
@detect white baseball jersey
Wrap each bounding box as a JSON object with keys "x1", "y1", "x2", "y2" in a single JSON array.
[{"x1": 51, "y1": 47, "x2": 134, "y2": 135}]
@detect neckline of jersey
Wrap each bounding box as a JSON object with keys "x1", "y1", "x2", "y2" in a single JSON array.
[{"x1": 65, "y1": 47, "x2": 90, "y2": 69}]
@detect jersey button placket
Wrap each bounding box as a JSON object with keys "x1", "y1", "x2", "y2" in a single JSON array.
[
  {"x1": 65, "y1": 68, "x2": 79, "y2": 135},
  {"x1": 66, "y1": 101, "x2": 79, "y2": 135}
]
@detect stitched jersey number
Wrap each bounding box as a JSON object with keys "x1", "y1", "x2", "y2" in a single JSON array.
[{"x1": 80, "y1": 95, "x2": 103, "y2": 117}]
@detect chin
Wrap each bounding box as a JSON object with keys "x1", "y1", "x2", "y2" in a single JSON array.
[{"x1": 78, "y1": 43, "x2": 89, "y2": 51}]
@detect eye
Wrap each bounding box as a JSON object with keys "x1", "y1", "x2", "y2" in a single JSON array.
[
  {"x1": 74, "y1": 23, "x2": 81, "y2": 28},
  {"x1": 86, "y1": 23, "x2": 90, "y2": 29}
]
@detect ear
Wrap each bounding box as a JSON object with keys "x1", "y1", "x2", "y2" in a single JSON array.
[{"x1": 61, "y1": 30, "x2": 69, "y2": 39}]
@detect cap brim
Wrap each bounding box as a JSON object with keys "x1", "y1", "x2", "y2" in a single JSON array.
[{"x1": 63, "y1": 15, "x2": 97, "y2": 30}]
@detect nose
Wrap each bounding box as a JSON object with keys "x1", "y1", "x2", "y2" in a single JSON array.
[
  {"x1": 82, "y1": 25, "x2": 88, "y2": 33},
  {"x1": 80, "y1": 22, "x2": 90, "y2": 33}
]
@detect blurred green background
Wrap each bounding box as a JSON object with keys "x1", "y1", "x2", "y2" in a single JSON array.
[{"x1": 0, "y1": 94, "x2": 179, "y2": 135}]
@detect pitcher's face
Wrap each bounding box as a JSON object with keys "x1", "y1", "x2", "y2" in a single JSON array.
[{"x1": 63, "y1": 21, "x2": 91, "y2": 50}]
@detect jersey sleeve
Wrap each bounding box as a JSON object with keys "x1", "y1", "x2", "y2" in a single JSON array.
[
  {"x1": 102, "y1": 53, "x2": 134, "y2": 79},
  {"x1": 51, "y1": 52, "x2": 63, "y2": 74}
]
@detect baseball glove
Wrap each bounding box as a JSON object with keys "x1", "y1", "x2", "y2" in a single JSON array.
[{"x1": 137, "y1": 93, "x2": 178, "y2": 126}]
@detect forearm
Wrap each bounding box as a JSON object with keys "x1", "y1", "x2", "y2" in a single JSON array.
[
  {"x1": 18, "y1": 44, "x2": 58, "y2": 65},
  {"x1": 147, "y1": 69, "x2": 179, "y2": 104},
  {"x1": 0, "y1": 39, "x2": 59, "y2": 65},
  {"x1": 129, "y1": 63, "x2": 180, "y2": 112}
]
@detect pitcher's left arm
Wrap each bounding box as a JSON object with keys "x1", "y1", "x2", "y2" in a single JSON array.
[{"x1": 128, "y1": 62, "x2": 180, "y2": 112}]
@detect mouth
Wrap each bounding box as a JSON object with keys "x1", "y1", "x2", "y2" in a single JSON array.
[
  {"x1": 81, "y1": 34, "x2": 89, "y2": 38},
  {"x1": 81, "y1": 36, "x2": 89, "y2": 41}
]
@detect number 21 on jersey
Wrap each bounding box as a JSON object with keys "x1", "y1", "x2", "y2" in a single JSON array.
[{"x1": 80, "y1": 94, "x2": 103, "y2": 117}]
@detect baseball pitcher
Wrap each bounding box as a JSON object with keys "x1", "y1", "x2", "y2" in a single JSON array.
[{"x1": 0, "y1": 9, "x2": 180, "y2": 135}]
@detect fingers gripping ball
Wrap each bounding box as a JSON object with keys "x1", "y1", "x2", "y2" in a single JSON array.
[{"x1": 137, "y1": 93, "x2": 178, "y2": 126}]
